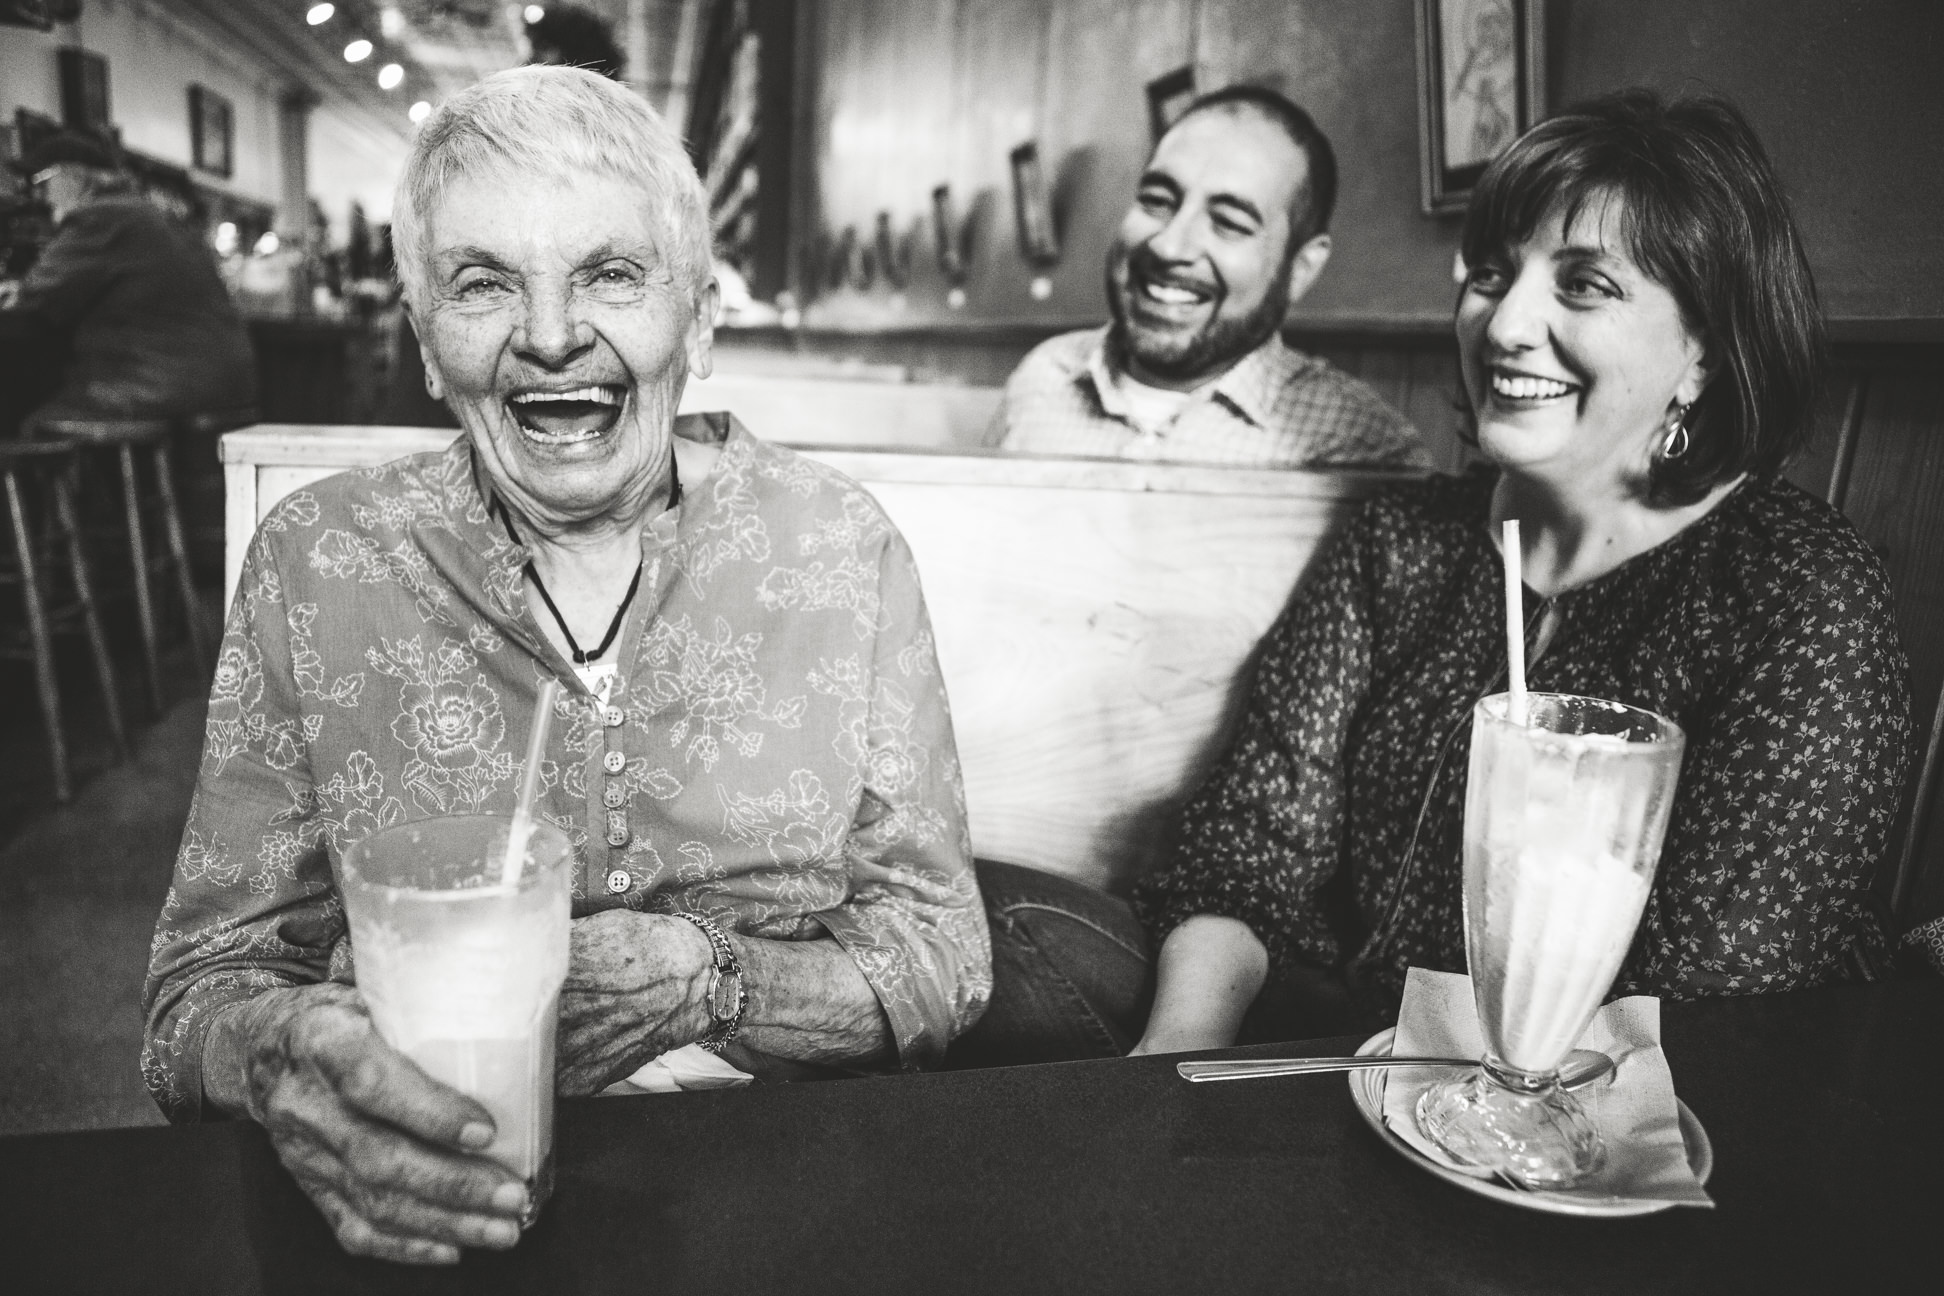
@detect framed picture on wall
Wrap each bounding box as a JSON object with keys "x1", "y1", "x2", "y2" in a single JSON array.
[
  {"x1": 56, "y1": 47, "x2": 111, "y2": 134},
  {"x1": 1415, "y1": 0, "x2": 1545, "y2": 214},
  {"x1": 1146, "y1": 66, "x2": 1197, "y2": 142},
  {"x1": 189, "y1": 85, "x2": 233, "y2": 179}
]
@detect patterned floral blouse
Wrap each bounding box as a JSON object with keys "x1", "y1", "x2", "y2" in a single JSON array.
[
  {"x1": 143, "y1": 416, "x2": 990, "y2": 1120},
  {"x1": 1135, "y1": 471, "x2": 1912, "y2": 1008}
]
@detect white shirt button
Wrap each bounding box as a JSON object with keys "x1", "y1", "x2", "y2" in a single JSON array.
[
  {"x1": 605, "y1": 868, "x2": 632, "y2": 894},
  {"x1": 603, "y1": 705, "x2": 625, "y2": 728},
  {"x1": 602, "y1": 750, "x2": 626, "y2": 775}
]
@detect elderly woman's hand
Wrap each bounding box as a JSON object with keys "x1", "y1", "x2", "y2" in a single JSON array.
[
  {"x1": 205, "y1": 982, "x2": 529, "y2": 1264},
  {"x1": 557, "y1": 910, "x2": 716, "y2": 1094}
]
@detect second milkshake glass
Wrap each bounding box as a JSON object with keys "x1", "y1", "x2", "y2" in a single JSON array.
[{"x1": 1415, "y1": 691, "x2": 1685, "y2": 1189}]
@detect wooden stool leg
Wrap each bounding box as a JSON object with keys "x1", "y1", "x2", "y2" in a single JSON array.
[
  {"x1": 151, "y1": 442, "x2": 209, "y2": 674},
  {"x1": 5, "y1": 468, "x2": 71, "y2": 802},
  {"x1": 119, "y1": 443, "x2": 164, "y2": 715},
  {"x1": 51, "y1": 468, "x2": 129, "y2": 762}
]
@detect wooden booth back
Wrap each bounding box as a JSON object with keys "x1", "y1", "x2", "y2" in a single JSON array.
[
  {"x1": 222, "y1": 331, "x2": 1944, "y2": 935},
  {"x1": 1783, "y1": 341, "x2": 1944, "y2": 946},
  {"x1": 222, "y1": 419, "x2": 1401, "y2": 893}
]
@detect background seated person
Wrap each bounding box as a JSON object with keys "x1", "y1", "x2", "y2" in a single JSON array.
[
  {"x1": 957, "y1": 90, "x2": 1910, "y2": 1067},
  {"x1": 5, "y1": 131, "x2": 255, "y2": 429},
  {"x1": 143, "y1": 67, "x2": 989, "y2": 1265},
  {"x1": 990, "y1": 85, "x2": 1425, "y2": 469}
]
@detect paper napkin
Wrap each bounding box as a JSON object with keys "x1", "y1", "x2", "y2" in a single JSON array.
[
  {"x1": 601, "y1": 1043, "x2": 755, "y2": 1096},
  {"x1": 1379, "y1": 967, "x2": 1713, "y2": 1207}
]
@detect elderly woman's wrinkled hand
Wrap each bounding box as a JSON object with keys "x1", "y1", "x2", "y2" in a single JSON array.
[
  {"x1": 231, "y1": 983, "x2": 530, "y2": 1264},
  {"x1": 557, "y1": 910, "x2": 715, "y2": 1094}
]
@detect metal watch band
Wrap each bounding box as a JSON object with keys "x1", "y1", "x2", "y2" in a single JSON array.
[{"x1": 672, "y1": 910, "x2": 747, "y2": 1053}]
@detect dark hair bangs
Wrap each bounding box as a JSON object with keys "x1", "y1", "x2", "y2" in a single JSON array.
[
  {"x1": 1463, "y1": 124, "x2": 1703, "y2": 332},
  {"x1": 1456, "y1": 90, "x2": 1826, "y2": 506}
]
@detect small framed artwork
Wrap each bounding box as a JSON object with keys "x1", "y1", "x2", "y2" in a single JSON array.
[
  {"x1": 1146, "y1": 66, "x2": 1197, "y2": 142},
  {"x1": 56, "y1": 47, "x2": 111, "y2": 135},
  {"x1": 1415, "y1": 0, "x2": 1545, "y2": 214},
  {"x1": 1009, "y1": 141, "x2": 1059, "y2": 266},
  {"x1": 190, "y1": 85, "x2": 233, "y2": 179}
]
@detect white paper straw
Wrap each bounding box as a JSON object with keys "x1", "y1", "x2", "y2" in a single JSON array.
[
  {"x1": 502, "y1": 677, "x2": 561, "y2": 887},
  {"x1": 1502, "y1": 518, "x2": 1528, "y2": 726}
]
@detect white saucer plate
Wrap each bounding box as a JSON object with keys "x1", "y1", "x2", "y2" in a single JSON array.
[{"x1": 1347, "y1": 1027, "x2": 1714, "y2": 1218}]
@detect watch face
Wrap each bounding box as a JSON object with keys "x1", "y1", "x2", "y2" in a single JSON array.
[{"x1": 708, "y1": 970, "x2": 741, "y2": 1022}]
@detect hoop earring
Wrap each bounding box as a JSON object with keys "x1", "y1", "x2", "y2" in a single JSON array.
[{"x1": 1659, "y1": 406, "x2": 1692, "y2": 461}]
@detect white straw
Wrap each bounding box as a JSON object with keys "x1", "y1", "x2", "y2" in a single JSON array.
[
  {"x1": 502, "y1": 677, "x2": 561, "y2": 887},
  {"x1": 1502, "y1": 518, "x2": 1528, "y2": 726}
]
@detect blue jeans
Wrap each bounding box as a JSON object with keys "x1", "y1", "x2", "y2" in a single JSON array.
[
  {"x1": 946, "y1": 860, "x2": 1155, "y2": 1067},
  {"x1": 945, "y1": 861, "x2": 1392, "y2": 1068}
]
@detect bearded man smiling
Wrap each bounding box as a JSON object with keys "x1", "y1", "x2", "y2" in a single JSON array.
[{"x1": 994, "y1": 85, "x2": 1427, "y2": 469}]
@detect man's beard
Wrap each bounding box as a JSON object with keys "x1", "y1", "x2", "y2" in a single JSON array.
[{"x1": 1106, "y1": 248, "x2": 1295, "y2": 385}]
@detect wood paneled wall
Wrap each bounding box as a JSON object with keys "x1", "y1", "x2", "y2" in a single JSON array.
[
  {"x1": 1780, "y1": 340, "x2": 1944, "y2": 949},
  {"x1": 795, "y1": 0, "x2": 1454, "y2": 330},
  {"x1": 789, "y1": 0, "x2": 1944, "y2": 331}
]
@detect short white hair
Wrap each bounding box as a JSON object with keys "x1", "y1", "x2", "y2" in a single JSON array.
[{"x1": 391, "y1": 65, "x2": 713, "y2": 311}]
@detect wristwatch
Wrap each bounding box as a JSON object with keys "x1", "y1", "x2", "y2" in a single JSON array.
[{"x1": 672, "y1": 911, "x2": 747, "y2": 1053}]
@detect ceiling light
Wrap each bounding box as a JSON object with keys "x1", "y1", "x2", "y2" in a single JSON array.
[
  {"x1": 524, "y1": 5, "x2": 545, "y2": 23},
  {"x1": 306, "y1": 3, "x2": 334, "y2": 24},
  {"x1": 378, "y1": 63, "x2": 404, "y2": 90},
  {"x1": 380, "y1": 6, "x2": 405, "y2": 37},
  {"x1": 409, "y1": 101, "x2": 432, "y2": 123},
  {"x1": 344, "y1": 39, "x2": 372, "y2": 63}
]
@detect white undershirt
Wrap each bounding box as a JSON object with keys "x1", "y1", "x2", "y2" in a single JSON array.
[
  {"x1": 573, "y1": 660, "x2": 620, "y2": 704},
  {"x1": 1112, "y1": 369, "x2": 1209, "y2": 435}
]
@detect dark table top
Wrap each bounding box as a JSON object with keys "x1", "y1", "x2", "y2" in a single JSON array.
[
  {"x1": 0, "y1": 307, "x2": 40, "y2": 342},
  {"x1": 2, "y1": 976, "x2": 1937, "y2": 1295}
]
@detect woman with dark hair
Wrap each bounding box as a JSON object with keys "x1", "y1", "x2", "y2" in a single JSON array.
[
  {"x1": 953, "y1": 90, "x2": 1913, "y2": 1066},
  {"x1": 1124, "y1": 87, "x2": 1913, "y2": 1052}
]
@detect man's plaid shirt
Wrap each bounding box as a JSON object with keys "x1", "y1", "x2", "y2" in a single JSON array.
[{"x1": 992, "y1": 326, "x2": 1429, "y2": 468}]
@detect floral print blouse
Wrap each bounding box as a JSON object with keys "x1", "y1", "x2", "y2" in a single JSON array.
[
  {"x1": 1135, "y1": 471, "x2": 1912, "y2": 1008},
  {"x1": 144, "y1": 416, "x2": 990, "y2": 1120}
]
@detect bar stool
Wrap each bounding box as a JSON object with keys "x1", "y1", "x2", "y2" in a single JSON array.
[
  {"x1": 173, "y1": 406, "x2": 259, "y2": 579},
  {"x1": 0, "y1": 441, "x2": 129, "y2": 802},
  {"x1": 29, "y1": 412, "x2": 211, "y2": 715}
]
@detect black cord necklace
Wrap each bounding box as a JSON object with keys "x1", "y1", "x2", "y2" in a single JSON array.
[
  {"x1": 494, "y1": 458, "x2": 680, "y2": 666},
  {"x1": 530, "y1": 559, "x2": 641, "y2": 665}
]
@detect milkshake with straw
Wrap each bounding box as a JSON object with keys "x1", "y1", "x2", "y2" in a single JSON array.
[
  {"x1": 1416, "y1": 522, "x2": 1687, "y2": 1189},
  {"x1": 337, "y1": 680, "x2": 571, "y2": 1225}
]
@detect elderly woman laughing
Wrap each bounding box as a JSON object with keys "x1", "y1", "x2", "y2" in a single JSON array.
[{"x1": 142, "y1": 67, "x2": 989, "y2": 1264}]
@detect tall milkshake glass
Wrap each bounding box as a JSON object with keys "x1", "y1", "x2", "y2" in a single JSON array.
[
  {"x1": 338, "y1": 815, "x2": 572, "y2": 1228},
  {"x1": 1416, "y1": 692, "x2": 1684, "y2": 1189}
]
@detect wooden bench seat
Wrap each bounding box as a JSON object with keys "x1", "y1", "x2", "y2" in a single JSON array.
[
  {"x1": 679, "y1": 370, "x2": 1001, "y2": 450},
  {"x1": 221, "y1": 422, "x2": 1396, "y2": 891}
]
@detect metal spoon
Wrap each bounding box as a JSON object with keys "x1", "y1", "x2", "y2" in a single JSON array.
[{"x1": 1176, "y1": 1048, "x2": 1616, "y2": 1090}]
